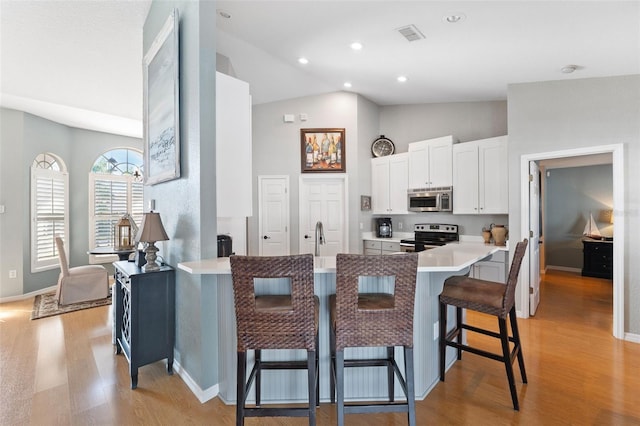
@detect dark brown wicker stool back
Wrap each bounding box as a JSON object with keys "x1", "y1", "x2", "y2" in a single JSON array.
[
  {"x1": 230, "y1": 254, "x2": 318, "y2": 426},
  {"x1": 439, "y1": 239, "x2": 529, "y2": 411},
  {"x1": 330, "y1": 253, "x2": 419, "y2": 426}
]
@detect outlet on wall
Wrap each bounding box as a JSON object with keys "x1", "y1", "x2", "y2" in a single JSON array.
[
  {"x1": 433, "y1": 321, "x2": 439, "y2": 340},
  {"x1": 9, "y1": 270, "x2": 17, "y2": 279}
]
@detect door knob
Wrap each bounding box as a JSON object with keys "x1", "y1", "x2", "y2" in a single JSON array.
[
  {"x1": 304, "y1": 235, "x2": 311, "y2": 239},
  {"x1": 263, "y1": 235, "x2": 270, "y2": 240}
]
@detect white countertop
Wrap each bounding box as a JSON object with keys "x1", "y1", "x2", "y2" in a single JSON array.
[{"x1": 177, "y1": 241, "x2": 506, "y2": 275}]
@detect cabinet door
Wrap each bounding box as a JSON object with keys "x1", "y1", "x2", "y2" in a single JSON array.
[
  {"x1": 479, "y1": 136, "x2": 508, "y2": 214},
  {"x1": 216, "y1": 72, "x2": 252, "y2": 217},
  {"x1": 388, "y1": 153, "x2": 409, "y2": 214},
  {"x1": 428, "y1": 137, "x2": 453, "y2": 187},
  {"x1": 371, "y1": 157, "x2": 390, "y2": 214},
  {"x1": 452, "y1": 142, "x2": 479, "y2": 214},
  {"x1": 473, "y1": 260, "x2": 506, "y2": 283},
  {"x1": 408, "y1": 141, "x2": 428, "y2": 189}
]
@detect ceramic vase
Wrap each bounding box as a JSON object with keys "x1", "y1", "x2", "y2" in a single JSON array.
[
  {"x1": 482, "y1": 230, "x2": 492, "y2": 244},
  {"x1": 491, "y1": 225, "x2": 507, "y2": 246}
]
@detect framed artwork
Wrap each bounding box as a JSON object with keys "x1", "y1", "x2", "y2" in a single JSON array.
[
  {"x1": 360, "y1": 195, "x2": 371, "y2": 211},
  {"x1": 301, "y1": 128, "x2": 345, "y2": 173},
  {"x1": 143, "y1": 9, "x2": 180, "y2": 185}
]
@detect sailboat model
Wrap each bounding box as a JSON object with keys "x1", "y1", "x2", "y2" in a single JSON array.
[{"x1": 583, "y1": 213, "x2": 602, "y2": 239}]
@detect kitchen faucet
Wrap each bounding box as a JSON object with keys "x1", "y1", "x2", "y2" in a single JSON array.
[{"x1": 315, "y1": 221, "x2": 325, "y2": 256}]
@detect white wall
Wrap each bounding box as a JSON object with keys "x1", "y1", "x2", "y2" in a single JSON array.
[{"x1": 508, "y1": 74, "x2": 640, "y2": 333}]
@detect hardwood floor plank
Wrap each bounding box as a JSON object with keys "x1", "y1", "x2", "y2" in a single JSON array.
[{"x1": 2, "y1": 271, "x2": 640, "y2": 425}]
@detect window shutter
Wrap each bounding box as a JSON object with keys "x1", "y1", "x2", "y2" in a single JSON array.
[{"x1": 31, "y1": 167, "x2": 68, "y2": 272}]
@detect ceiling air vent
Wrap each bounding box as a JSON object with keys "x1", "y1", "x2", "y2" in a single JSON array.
[{"x1": 396, "y1": 24, "x2": 425, "y2": 42}]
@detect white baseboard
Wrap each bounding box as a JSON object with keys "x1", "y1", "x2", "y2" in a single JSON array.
[
  {"x1": 624, "y1": 332, "x2": 640, "y2": 344},
  {"x1": 173, "y1": 357, "x2": 219, "y2": 403},
  {"x1": 0, "y1": 285, "x2": 57, "y2": 304},
  {"x1": 546, "y1": 265, "x2": 582, "y2": 273}
]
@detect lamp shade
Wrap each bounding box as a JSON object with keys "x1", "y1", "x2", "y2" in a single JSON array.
[{"x1": 136, "y1": 212, "x2": 169, "y2": 243}]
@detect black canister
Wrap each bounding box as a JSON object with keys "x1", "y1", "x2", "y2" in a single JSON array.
[{"x1": 217, "y1": 235, "x2": 233, "y2": 257}]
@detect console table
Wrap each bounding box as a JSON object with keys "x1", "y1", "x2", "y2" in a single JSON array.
[
  {"x1": 582, "y1": 239, "x2": 613, "y2": 279},
  {"x1": 113, "y1": 261, "x2": 175, "y2": 389}
]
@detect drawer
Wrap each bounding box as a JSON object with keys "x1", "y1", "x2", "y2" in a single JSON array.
[
  {"x1": 381, "y1": 241, "x2": 400, "y2": 252},
  {"x1": 364, "y1": 248, "x2": 381, "y2": 255},
  {"x1": 364, "y1": 240, "x2": 382, "y2": 250}
]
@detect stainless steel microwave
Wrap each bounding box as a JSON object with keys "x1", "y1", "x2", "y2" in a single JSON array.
[{"x1": 407, "y1": 187, "x2": 452, "y2": 212}]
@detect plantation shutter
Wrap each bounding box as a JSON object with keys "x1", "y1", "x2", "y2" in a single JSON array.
[{"x1": 31, "y1": 167, "x2": 69, "y2": 272}]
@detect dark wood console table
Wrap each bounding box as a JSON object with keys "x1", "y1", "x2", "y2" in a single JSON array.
[{"x1": 113, "y1": 261, "x2": 175, "y2": 389}]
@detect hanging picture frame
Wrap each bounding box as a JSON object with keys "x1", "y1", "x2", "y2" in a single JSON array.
[
  {"x1": 143, "y1": 8, "x2": 180, "y2": 185},
  {"x1": 300, "y1": 128, "x2": 346, "y2": 173}
]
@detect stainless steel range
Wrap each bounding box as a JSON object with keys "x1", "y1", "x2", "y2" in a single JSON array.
[{"x1": 400, "y1": 223, "x2": 459, "y2": 252}]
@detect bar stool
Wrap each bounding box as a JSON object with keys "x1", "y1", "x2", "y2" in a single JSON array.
[
  {"x1": 439, "y1": 239, "x2": 529, "y2": 410},
  {"x1": 230, "y1": 254, "x2": 319, "y2": 426},
  {"x1": 329, "y1": 253, "x2": 419, "y2": 426}
]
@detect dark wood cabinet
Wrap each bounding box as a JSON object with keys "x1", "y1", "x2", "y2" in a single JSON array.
[
  {"x1": 582, "y1": 240, "x2": 613, "y2": 279},
  {"x1": 113, "y1": 261, "x2": 175, "y2": 389}
]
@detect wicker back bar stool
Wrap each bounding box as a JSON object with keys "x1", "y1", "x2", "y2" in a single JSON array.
[
  {"x1": 439, "y1": 239, "x2": 528, "y2": 410},
  {"x1": 230, "y1": 254, "x2": 319, "y2": 426},
  {"x1": 329, "y1": 253, "x2": 419, "y2": 426}
]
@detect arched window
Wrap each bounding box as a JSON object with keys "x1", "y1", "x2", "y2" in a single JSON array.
[
  {"x1": 89, "y1": 148, "x2": 143, "y2": 262},
  {"x1": 31, "y1": 153, "x2": 68, "y2": 272}
]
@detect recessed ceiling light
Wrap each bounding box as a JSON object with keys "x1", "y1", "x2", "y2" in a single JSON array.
[
  {"x1": 397, "y1": 76, "x2": 408, "y2": 83},
  {"x1": 561, "y1": 65, "x2": 578, "y2": 74},
  {"x1": 298, "y1": 57, "x2": 309, "y2": 65},
  {"x1": 343, "y1": 82, "x2": 352, "y2": 88},
  {"x1": 217, "y1": 9, "x2": 231, "y2": 19},
  {"x1": 443, "y1": 13, "x2": 466, "y2": 23},
  {"x1": 350, "y1": 42, "x2": 363, "y2": 51}
]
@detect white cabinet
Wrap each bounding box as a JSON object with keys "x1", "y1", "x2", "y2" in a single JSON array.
[
  {"x1": 453, "y1": 136, "x2": 508, "y2": 215},
  {"x1": 363, "y1": 240, "x2": 400, "y2": 255},
  {"x1": 408, "y1": 135, "x2": 454, "y2": 189},
  {"x1": 216, "y1": 72, "x2": 252, "y2": 217},
  {"x1": 471, "y1": 251, "x2": 507, "y2": 283},
  {"x1": 371, "y1": 153, "x2": 409, "y2": 215}
]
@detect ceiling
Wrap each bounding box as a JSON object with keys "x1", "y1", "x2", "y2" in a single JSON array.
[{"x1": 1, "y1": 1, "x2": 639, "y2": 138}]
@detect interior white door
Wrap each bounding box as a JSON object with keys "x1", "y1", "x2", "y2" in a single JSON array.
[
  {"x1": 529, "y1": 161, "x2": 541, "y2": 315},
  {"x1": 258, "y1": 176, "x2": 290, "y2": 256},
  {"x1": 299, "y1": 177, "x2": 346, "y2": 256}
]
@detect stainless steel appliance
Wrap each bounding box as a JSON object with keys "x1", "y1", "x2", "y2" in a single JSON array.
[
  {"x1": 407, "y1": 187, "x2": 452, "y2": 212},
  {"x1": 376, "y1": 217, "x2": 393, "y2": 238},
  {"x1": 400, "y1": 223, "x2": 458, "y2": 252}
]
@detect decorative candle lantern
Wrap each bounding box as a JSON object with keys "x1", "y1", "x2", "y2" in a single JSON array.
[{"x1": 115, "y1": 216, "x2": 134, "y2": 250}]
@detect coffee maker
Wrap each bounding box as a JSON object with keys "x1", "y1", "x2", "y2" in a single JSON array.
[{"x1": 376, "y1": 217, "x2": 393, "y2": 238}]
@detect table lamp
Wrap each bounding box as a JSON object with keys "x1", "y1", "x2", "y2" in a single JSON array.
[{"x1": 136, "y1": 212, "x2": 169, "y2": 272}]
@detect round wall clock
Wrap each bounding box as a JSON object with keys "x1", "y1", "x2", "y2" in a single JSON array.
[{"x1": 371, "y1": 135, "x2": 395, "y2": 157}]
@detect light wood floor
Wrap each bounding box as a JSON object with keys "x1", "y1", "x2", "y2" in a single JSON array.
[{"x1": 2, "y1": 270, "x2": 640, "y2": 425}]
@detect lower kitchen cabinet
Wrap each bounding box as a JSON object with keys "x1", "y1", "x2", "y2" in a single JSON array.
[
  {"x1": 114, "y1": 261, "x2": 175, "y2": 389},
  {"x1": 582, "y1": 239, "x2": 613, "y2": 279},
  {"x1": 471, "y1": 250, "x2": 507, "y2": 283},
  {"x1": 363, "y1": 239, "x2": 400, "y2": 255}
]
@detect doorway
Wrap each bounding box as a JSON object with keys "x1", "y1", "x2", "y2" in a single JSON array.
[
  {"x1": 258, "y1": 175, "x2": 290, "y2": 256},
  {"x1": 520, "y1": 144, "x2": 624, "y2": 339}
]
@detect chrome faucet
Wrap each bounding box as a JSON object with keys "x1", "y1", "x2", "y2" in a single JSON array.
[{"x1": 315, "y1": 221, "x2": 325, "y2": 256}]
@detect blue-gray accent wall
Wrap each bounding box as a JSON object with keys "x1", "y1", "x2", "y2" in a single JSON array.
[{"x1": 545, "y1": 164, "x2": 613, "y2": 269}]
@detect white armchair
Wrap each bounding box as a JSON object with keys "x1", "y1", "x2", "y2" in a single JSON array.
[{"x1": 55, "y1": 237, "x2": 109, "y2": 305}]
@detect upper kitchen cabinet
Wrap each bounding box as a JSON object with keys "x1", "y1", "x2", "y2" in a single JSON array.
[
  {"x1": 408, "y1": 135, "x2": 455, "y2": 189},
  {"x1": 453, "y1": 136, "x2": 508, "y2": 215},
  {"x1": 216, "y1": 72, "x2": 252, "y2": 217},
  {"x1": 371, "y1": 153, "x2": 409, "y2": 215}
]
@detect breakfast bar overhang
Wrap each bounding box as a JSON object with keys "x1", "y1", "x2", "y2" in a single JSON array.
[{"x1": 178, "y1": 242, "x2": 506, "y2": 404}]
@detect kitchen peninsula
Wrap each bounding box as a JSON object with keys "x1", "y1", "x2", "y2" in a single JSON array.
[{"x1": 178, "y1": 242, "x2": 507, "y2": 404}]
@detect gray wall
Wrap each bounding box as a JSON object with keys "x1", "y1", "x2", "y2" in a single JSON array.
[
  {"x1": 0, "y1": 108, "x2": 141, "y2": 298},
  {"x1": 508, "y1": 74, "x2": 640, "y2": 333},
  {"x1": 249, "y1": 91, "x2": 365, "y2": 254},
  {"x1": 143, "y1": 1, "x2": 219, "y2": 390},
  {"x1": 545, "y1": 164, "x2": 613, "y2": 269}
]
